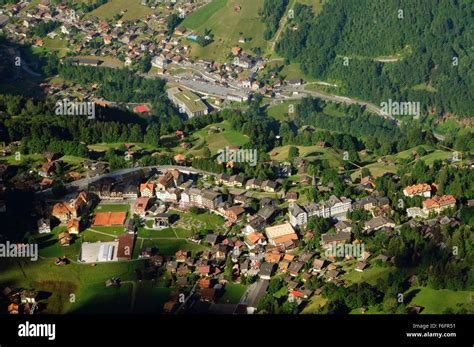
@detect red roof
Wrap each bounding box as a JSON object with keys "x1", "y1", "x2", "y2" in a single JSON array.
[
  {"x1": 290, "y1": 290, "x2": 304, "y2": 298},
  {"x1": 133, "y1": 105, "x2": 150, "y2": 113}
]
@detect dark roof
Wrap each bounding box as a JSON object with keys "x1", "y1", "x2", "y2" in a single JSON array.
[
  {"x1": 259, "y1": 262, "x2": 275, "y2": 277},
  {"x1": 321, "y1": 232, "x2": 351, "y2": 244}
]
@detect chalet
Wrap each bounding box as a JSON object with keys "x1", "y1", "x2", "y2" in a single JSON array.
[
  {"x1": 231, "y1": 46, "x2": 242, "y2": 56},
  {"x1": 66, "y1": 218, "x2": 80, "y2": 235},
  {"x1": 352, "y1": 195, "x2": 390, "y2": 212},
  {"x1": 285, "y1": 192, "x2": 298, "y2": 202},
  {"x1": 20, "y1": 290, "x2": 38, "y2": 304},
  {"x1": 228, "y1": 175, "x2": 245, "y2": 187},
  {"x1": 261, "y1": 180, "x2": 278, "y2": 193},
  {"x1": 422, "y1": 195, "x2": 456, "y2": 214},
  {"x1": 363, "y1": 216, "x2": 396, "y2": 232},
  {"x1": 225, "y1": 205, "x2": 245, "y2": 222},
  {"x1": 201, "y1": 190, "x2": 223, "y2": 210},
  {"x1": 175, "y1": 250, "x2": 188, "y2": 263},
  {"x1": 58, "y1": 231, "x2": 71, "y2": 246},
  {"x1": 52, "y1": 191, "x2": 90, "y2": 223},
  {"x1": 198, "y1": 265, "x2": 211, "y2": 276},
  {"x1": 140, "y1": 182, "x2": 155, "y2": 197},
  {"x1": 403, "y1": 183, "x2": 432, "y2": 198},
  {"x1": 259, "y1": 262, "x2": 275, "y2": 280},
  {"x1": 288, "y1": 261, "x2": 304, "y2": 277},
  {"x1": 245, "y1": 232, "x2": 266, "y2": 249},
  {"x1": 320, "y1": 232, "x2": 351, "y2": 248},
  {"x1": 245, "y1": 178, "x2": 262, "y2": 190},
  {"x1": 204, "y1": 234, "x2": 219, "y2": 246},
  {"x1": 198, "y1": 278, "x2": 211, "y2": 289},
  {"x1": 265, "y1": 252, "x2": 282, "y2": 263},
  {"x1": 327, "y1": 269, "x2": 340, "y2": 280},
  {"x1": 312, "y1": 259, "x2": 326, "y2": 272},
  {"x1": 216, "y1": 173, "x2": 231, "y2": 185},
  {"x1": 299, "y1": 251, "x2": 316, "y2": 263},
  {"x1": 286, "y1": 78, "x2": 302, "y2": 86},
  {"x1": 335, "y1": 220, "x2": 353, "y2": 233},
  {"x1": 245, "y1": 216, "x2": 265, "y2": 234},
  {"x1": 133, "y1": 197, "x2": 150, "y2": 216},
  {"x1": 39, "y1": 161, "x2": 56, "y2": 177},
  {"x1": 37, "y1": 218, "x2": 51, "y2": 234},
  {"x1": 257, "y1": 206, "x2": 278, "y2": 223},
  {"x1": 360, "y1": 176, "x2": 376, "y2": 191},
  {"x1": 355, "y1": 261, "x2": 368, "y2": 272},
  {"x1": 8, "y1": 303, "x2": 19, "y2": 314}
]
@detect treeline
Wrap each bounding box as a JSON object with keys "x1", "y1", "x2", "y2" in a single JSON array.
[
  {"x1": 223, "y1": 96, "x2": 279, "y2": 153},
  {"x1": 259, "y1": 0, "x2": 288, "y2": 40},
  {"x1": 276, "y1": 0, "x2": 473, "y2": 117},
  {"x1": 58, "y1": 62, "x2": 167, "y2": 105},
  {"x1": 292, "y1": 97, "x2": 436, "y2": 156},
  {"x1": 31, "y1": 21, "x2": 61, "y2": 38},
  {"x1": 0, "y1": 94, "x2": 220, "y2": 157}
]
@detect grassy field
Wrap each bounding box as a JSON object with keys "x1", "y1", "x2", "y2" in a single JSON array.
[
  {"x1": 134, "y1": 238, "x2": 208, "y2": 257},
  {"x1": 301, "y1": 295, "x2": 328, "y2": 314},
  {"x1": 192, "y1": 121, "x2": 249, "y2": 154},
  {"x1": 267, "y1": 100, "x2": 301, "y2": 121},
  {"x1": 71, "y1": 55, "x2": 124, "y2": 68},
  {"x1": 342, "y1": 265, "x2": 396, "y2": 286},
  {"x1": 406, "y1": 287, "x2": 474, "y2": 314},
  {"x1": 350, "y1": 286, "x2": 474, "y2": 314},
  {"x1": 217, "y1": 283, "x2": 247, "y2": 304},
  {"x1": 182, "y1": 0, "x2": 228, "y2": 28},
  {"x1": 88, "y1": 142, "x2": 159, "y2": 152},
  {"x1": 42, "y1": 37, "x2": 70, "y2": 57},
  {"x1": 0, "y1": 257, "x2": 146, "y2": 313},
  {"x1": 169, "y1": 209, "x2": 226, "y2": 232},
  {"x1": 87, "y1": 0, "x2": 154, "y2": 20},
  {"x1": 134, "y1": 282, "x2": 172, "y2": 313},
  {"x1": 269, "y1": 145, "x2": 341, "y2": 167},
  {"x1": 280, "y1": 62, "x2": 316, "y2": 82},
  {"x1": 95, "y1": 204, "x2": 130, "y2": 213},
  {"x1": 182, "y1": 0, "x2": 269, "y2": 61}
]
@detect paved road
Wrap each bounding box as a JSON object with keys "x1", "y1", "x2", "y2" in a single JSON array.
[{"x1": 36, "y1": 165, "x2": 211, "y2": 198}]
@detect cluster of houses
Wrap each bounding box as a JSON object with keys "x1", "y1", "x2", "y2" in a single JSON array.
[
  {"x1": 1, "y1": 147, "x2": 466, "y2": 314},
  {"x1": 2, "y1": 287, "x2": 39, "y2": 315},
  {"x1": 403, "y1": 183, "x2": 457, "y2": 219}
]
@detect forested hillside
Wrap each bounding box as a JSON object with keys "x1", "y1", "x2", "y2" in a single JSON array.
[{"x1": 276, "y1": 0, "x2": 473, "y2": 117}]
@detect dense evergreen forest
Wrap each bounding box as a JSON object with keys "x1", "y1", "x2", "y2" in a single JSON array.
[
  {"x1": 276, "y1": 0, "x2": 473, "y2": 117},
  {"x1": 260, "y1": 0, "x2": 289, "y2": 40}
]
